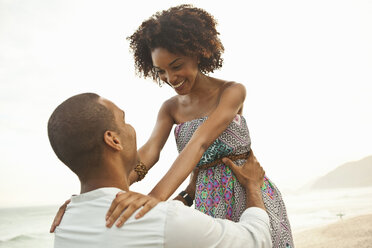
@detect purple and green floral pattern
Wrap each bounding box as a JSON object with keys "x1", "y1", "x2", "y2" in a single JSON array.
[{"x1": 175, "y1": 115, "x2": 295, "y2": 248}]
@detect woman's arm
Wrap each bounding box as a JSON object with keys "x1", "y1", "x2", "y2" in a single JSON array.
[
  {"x1": 173, "y1": 168, "x2": 199, "y2": 206},
  {"x1": 149, "y1": 82, "x2": 246, "y2": 200},
  {"x1": 129, "y1": 100, "x2": 175, "y2": 184}
]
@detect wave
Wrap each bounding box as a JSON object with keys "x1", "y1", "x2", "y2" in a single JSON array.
[
  {"x1": 0, "y1": 233, "x2": 53, "y2": 248},
  {"x1": 0, "y1": 233, "x2": 45, "y2": 243}
]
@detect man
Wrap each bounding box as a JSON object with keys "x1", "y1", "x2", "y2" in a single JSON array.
[{"x1": 48, "y1": 93, "x2": 272, "y2": 248}]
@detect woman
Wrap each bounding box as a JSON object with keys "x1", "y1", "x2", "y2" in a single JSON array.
[
  {"x1": 112, "y1": 5, "x2": 294, "y2": 248},
  {"x1": 54, "y1": 5, "x2": 294, "y2": 248}
]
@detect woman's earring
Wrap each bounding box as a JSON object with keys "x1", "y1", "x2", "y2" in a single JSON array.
[
  {"x1": 156, "y1": 75, "x2": 162, "y2": 87},
  {"x1": 153, "y1": 70, "x2": 163, "y2": 87}
]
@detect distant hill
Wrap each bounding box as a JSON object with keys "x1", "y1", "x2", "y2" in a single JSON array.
[{"x1": 311, "y1": 155, "x2": 372, "y2": 190}]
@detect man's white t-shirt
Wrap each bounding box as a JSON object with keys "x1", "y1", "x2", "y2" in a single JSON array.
[{"x1": 54, "y1": 187, "x2": 272, "y2": 248}]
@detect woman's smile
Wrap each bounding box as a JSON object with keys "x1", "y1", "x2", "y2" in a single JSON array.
[{"x1": 171, "y1": 79, "x2": 186, "y2": 89}]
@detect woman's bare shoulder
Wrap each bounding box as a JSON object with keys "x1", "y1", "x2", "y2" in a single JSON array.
[
  {"x1": 219, "y1": 81, "x2": 246, "y2": 99},
  {"x1": 160, "y1": 96, "x2": 179, "y2": 119},
  {"x1": 162, "y1": 95, "x2": 179, "y2": 109},
  {"x1": 222, "y1": 81, "x2": 245, "y2": 90}
]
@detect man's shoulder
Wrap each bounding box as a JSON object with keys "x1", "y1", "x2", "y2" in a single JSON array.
[
  {"x1": 55, "y1": 191, "x2": 173, "y2": 248},
  {"x1": 133, "y1": 201, "x2": 170, "y2": 220},
  {"x1": 60, "y1": 188, "x2": 174, "y2": 230}
]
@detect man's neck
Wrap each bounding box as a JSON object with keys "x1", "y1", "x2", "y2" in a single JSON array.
[
  {"x1": 80, "y1": 180, "x2": 129, "y2": 194},
  {"x1": 79, "y1": 165, "x2": 130, "y2": 194}
]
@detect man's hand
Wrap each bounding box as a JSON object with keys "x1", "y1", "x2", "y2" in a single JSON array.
[
  {"x1": 222, "y1": 150, "x2": 264, "y2": 189},
  {"x1": 105, "y1": 191, "x2": 160, "y2": 228},
  {"x1": 49, "y1": 199, "x2": 71, "y2": 233},
  {"x1": 222, "y1": 150, "x2": 266, "y2": 210}
]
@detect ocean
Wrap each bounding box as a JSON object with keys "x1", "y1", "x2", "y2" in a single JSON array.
[
  {"x1": 0, "y1": 205, "x2": 55, "y2": 248},
  {"x1": 1, "y1": 187, "x2": 372, "y2": 247},
  {"x1": 285, "y1": 186, "x2": 372, "y2": 232}
]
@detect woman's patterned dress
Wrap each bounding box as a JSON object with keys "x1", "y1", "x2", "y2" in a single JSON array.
[{"x1": 174, "y1": 115, "x2": 294, "y2": 248}]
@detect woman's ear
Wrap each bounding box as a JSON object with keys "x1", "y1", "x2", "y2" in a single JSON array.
[{"x1": 103, "y1": 131, "x2": 123, "y2": 150}]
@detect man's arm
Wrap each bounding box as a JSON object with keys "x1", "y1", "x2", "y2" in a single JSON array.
[
  {"x1": 165, "y1": 201, "x2": 271, "y2": 248},
  {"x1": 165, "y1": 151, "x2": 272, "y2": 248}
]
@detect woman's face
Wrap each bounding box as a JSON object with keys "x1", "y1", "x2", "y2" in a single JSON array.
[{"x1": 151, "y1": 47, "x2": 199, "y2": 95}]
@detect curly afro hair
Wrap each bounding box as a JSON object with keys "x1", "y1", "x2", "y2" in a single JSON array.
[{"x1": 127, "y1": 4, "x2": 224, "y2": 82}]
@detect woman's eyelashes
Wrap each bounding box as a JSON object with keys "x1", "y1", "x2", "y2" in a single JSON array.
[
  {"x1": 172, "y1": 64, "x2": 183, "y2": 70},
  {"x1": 154, "y1": 63, "x2": 183, "y2": 74}
]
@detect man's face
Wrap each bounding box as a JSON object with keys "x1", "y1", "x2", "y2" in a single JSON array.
[{"x1": 99, "y1": 97, "x2": 138, "y2": 167}]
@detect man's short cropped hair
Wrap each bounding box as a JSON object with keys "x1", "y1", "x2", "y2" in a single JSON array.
[{"x1": 48, "y1": 93, "x2": 117, "y2": 175}]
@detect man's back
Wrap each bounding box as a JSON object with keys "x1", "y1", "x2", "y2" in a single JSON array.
[
  {"x1": 54, "y1": 188, "x2": 167, "y2": 248},
  {"x1": 55, "y1": 187, "x2": 272, "y2": 248}
]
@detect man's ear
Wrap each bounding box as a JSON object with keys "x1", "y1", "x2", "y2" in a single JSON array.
[{"x1": 103, "y1": 131, "x2": 123, "y2": 151}]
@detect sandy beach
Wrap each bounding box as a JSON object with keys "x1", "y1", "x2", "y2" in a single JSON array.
[{"x1": 293, "y1": 214, "x2": 372, "y2": 248}]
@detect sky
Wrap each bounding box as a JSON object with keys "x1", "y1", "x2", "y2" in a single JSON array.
[{"x1": 0, "y1": 0, "x2": 371, "y2": 207}]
